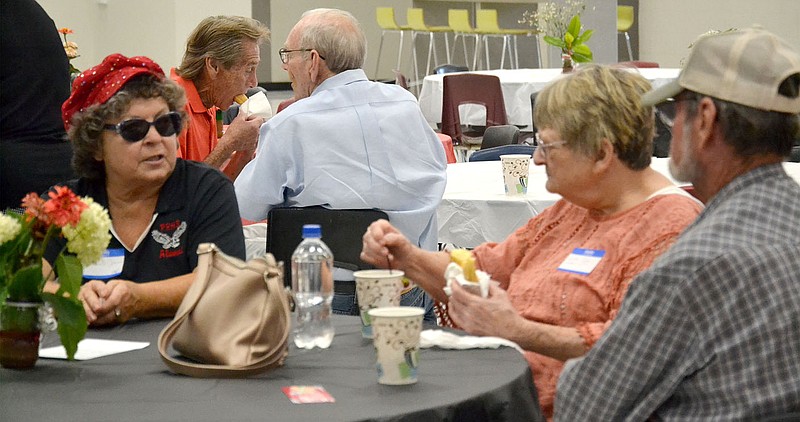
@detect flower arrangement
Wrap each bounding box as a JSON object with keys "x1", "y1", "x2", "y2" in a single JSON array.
[
  {"x1": 520, "y1": 0, "x2": 594, "y2": 70},
  {"x1": 59, "y1": 27, "x2": 80, "y2": 74},
  {"x1": 0, "y1": 187, "x2": 111, "y2": 360}
]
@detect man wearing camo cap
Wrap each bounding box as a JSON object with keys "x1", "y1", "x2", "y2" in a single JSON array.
[{"x1": 555, "y1": 26, "x2": 800, "y2": 420}]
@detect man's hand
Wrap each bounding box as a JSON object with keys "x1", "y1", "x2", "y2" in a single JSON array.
[{"x1": 204, "y1": 112, "x2": 265, "y2": 168}]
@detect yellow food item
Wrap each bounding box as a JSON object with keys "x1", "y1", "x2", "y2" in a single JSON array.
[
  {"x1": 234, "y1": 94, "x2": 248, "y2": 105},
  {"x1": 450, "y1": 249, "x2": 478, "y2": 282}
]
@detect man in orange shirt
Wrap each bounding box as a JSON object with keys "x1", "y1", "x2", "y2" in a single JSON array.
[{"x1": 171, "y1": 16, "x2": 269, "y2": 178}]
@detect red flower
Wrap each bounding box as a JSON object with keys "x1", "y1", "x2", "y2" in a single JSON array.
[
  {"x1": 58, "y1": 28, "x2": 74, "y2": 35},
  {"x1": 21, "y1": 192, "x2": 46, "y2": 223},
  {"x1": 43, "y1": 186, "x2": 87, "y2": 228}
]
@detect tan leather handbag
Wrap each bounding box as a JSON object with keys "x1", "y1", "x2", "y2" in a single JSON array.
[{"x1": 158, "y1": 243, "x2": 291, "y2": 378}]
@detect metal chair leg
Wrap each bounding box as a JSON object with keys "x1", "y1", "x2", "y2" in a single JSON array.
[
  {"x1": 412, "y1": 32, "x2": 420, "y2": 90},
  {"x1": 374, "y1": 31, "x2": 386, "y2": 79},
  {"x1": 624, "y1": 32, "x2": 633, "y2": 60},
  {"x1": 472, "y1": 34, "x2": 481, "y2": 71},
  {"x1": 443, "y1": 33, "x2": 451, "y2": 64},
  {"x1": 397, "y1": 31, "x2": 405, "y2": 71}
]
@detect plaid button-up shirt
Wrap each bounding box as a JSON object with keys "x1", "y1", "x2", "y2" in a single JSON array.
[{"x1": 556, "y1": 163, "x2": 800, "y2": 421}]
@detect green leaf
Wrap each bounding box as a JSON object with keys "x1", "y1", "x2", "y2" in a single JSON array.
[
  {"x1": 564, "y1": 32, "x2": 575, "y2": 47},
  {"x1": 577, "y1": 29, "x2": 594, "y2": 44},
  {"x1": 55, "y1": 254, "x2": 83, "y2": 299},
  {"x1": 573, "y1": 44, "x2": 592, "y2": 56},
  {"x1": 567, "y1": 15, "x2": 582, "y2": 38},
  {"x1": 543, "y1": 35, "x2": 567, "y2": 49},
  {"x1": 42, "y1": 293, "x2": 87, "y2": 360},
  {"x1": 7, "y1": 264, "x2": 43, "y2": 302},
  {"x1": 572, "y1": 49, "x2": 594, "y2": 63}
]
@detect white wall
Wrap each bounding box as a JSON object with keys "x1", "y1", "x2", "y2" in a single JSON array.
[
  {"x1": 37, "y1": 0, "x2": 800, "y2": 83},
  {"x1": 639, "y1": 0, "x2": 800, "y2": 68},
  {"x1": 38, "y1": 0, "x2": 251, "y2": 74}
]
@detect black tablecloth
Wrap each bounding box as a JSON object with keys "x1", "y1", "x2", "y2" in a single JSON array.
[{"x1": 1, "y1": 316, "x2": 543, "y2": 421}]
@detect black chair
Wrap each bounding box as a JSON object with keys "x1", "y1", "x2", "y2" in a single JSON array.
[
  {"x1": 480, "y1": 125, "x2": 519, "y2": 150},
  {"x1": 789, "y1": 144, "x2": 800, "y2": 162},
  {"x1": 469, "y1": 144, "x2": 534, "y2": 162},
  {"x1": 265, "y1": 206, "x2": 389, "y2": 288},
  {"x1": 434, "y1": 64, "x2": 468, "y2": 74},
  {"x1": 529, "y1": 91, "x2": 540, "y2": 135},
  {"x1": 652, "y1": 113, "x2": 672, "y2": 158}
]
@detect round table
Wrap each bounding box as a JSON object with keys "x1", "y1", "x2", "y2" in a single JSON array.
[{"x1": 1, "y1": 316, "x2": 543, "y2": 421}]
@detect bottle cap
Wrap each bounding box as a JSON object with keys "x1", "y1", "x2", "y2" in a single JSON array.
[{"x1": 302, "y1": 224, "x2": 322, "y2": 238}]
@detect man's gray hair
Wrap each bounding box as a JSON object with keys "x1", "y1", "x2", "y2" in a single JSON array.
[
  {"x1": 684, "y1": 85, "x2": 799, "y2": 158},
  {"x1": 299, "y1": 8, "x2": 366, "y2": 73}
]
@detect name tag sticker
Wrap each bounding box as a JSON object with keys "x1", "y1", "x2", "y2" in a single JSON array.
[
  {"x1": 557, "y1": 248, "x2": 605, "y2": 275},
  {"x1": 83, "y1": 248, "x2": 124, "y2": 280}
]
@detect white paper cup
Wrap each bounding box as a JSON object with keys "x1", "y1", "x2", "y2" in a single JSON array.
[
  {"x1": 500, "y1": 154, "x2": 531, "y2": 195},
  {"x1": 368, "y1": 306, "x2": 425, "y2": 385},
  {"x1": 354, "y1": 270, "x2": 405, "y2": 338}
]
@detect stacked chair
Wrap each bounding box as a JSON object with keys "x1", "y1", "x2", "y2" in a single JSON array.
[
  {"x1": 617, "y1": 6, "x2": 635, "y2": 61},
  {"x1": 374, "y1": 7, "x2": 411, "y2": 80},
  {"x1": 448, "y1": 9, "x2": 482, "y2": 71},
  {"x1": 475, "y1": 9, "x2": 540, "y2": 69},
  {"x1": 407, "y1": 8, "x2": 452, "y2": 90}
]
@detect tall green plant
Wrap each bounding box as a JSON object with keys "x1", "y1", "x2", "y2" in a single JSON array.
[{"x1": 543, "y1": 14, "x2": 594, "y2": 63}]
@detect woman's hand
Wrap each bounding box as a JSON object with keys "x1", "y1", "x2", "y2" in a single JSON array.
[
  {"x1": 360, "y1": 219, "x2": 414, "y2": 270},
  {"x1": 78, "y1": 279, "x2": 138, "y2": 326},
  {"x1": 448, "y1": 281, "x2": 521, "y2": 339}
]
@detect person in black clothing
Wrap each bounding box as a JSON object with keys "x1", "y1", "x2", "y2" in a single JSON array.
[
  {"x1": 0, "y1": 0, "x2": 75, "y2": 209},
  {"x1": 44, "y1": 54, "x2": 246, "y2": 326}
]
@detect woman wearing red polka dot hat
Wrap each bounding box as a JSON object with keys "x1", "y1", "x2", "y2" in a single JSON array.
[{"x1": 43, "y1": 54, "x2": 246, "y2": 326}]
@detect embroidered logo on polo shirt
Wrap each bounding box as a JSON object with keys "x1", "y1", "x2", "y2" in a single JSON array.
[{"x1": 152, "y1": 220, "x2": 186, "y2": 259}]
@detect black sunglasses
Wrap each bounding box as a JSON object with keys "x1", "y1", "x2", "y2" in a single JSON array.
[{"x1": 103, "y1": 112, "x2": 182, "y2": 143}]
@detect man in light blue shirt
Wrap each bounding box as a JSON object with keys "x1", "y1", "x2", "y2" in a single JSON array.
[{"x1": 235, "y1": 8, "x2": 447, "y2": 319}]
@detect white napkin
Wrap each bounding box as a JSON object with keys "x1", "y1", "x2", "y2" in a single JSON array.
[
  {"x1": 239, "y1": 91, "x2": 273, "y2": 119},
  {"x1": 39, "y1": 339, "x2": 150, "y2": 360},
  {"x1": 443, "y1": 262, "x2": 491, "y2": 298},
  {"x1": 420, "y1": 329, "x2": 523, "y2": 353}
]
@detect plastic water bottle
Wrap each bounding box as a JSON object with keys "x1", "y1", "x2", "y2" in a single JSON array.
[{"x1": 291, "y1": 224, "x2": 335, "y2": 349}]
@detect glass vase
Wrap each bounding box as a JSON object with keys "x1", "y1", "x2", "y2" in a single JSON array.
[
  {"x1": 561, "y1": 54, "x2": 574, "y2": 73},
  {"x1": 0, "y1": 301, "x2": 43, "y2": 369}
]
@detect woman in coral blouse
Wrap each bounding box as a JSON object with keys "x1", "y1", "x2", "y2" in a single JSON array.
[{"x1": 360, "y1": 65, "x2": 703, "y2": 419}]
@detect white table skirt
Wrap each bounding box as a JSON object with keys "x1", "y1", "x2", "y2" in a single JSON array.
[
  {"x1": 437, "y1": 158, "x2": 800, "y2": 248},
  {"x1": 418, "y1": 68, "x2": 681, "y2": 129}
]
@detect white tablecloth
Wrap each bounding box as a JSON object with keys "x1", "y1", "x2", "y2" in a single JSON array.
[
  {"x1": 418, "y1": 68, "x2": 681, "y2": 129},
  {"x1": 437, "y1": 157, "x2": 800, "y2": 248}
]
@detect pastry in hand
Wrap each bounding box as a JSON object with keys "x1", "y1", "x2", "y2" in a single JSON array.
[
  {"x1": 450, "y1": 249, "x2": 478, "y2": 282},
  {"x1": 234, "y1": 94, "x2": 248, "y2": 105}
]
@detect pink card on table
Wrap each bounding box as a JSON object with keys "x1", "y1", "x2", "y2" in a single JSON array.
[{"x1": 282, "y1": 385, "x2": 336, "y2": 404}]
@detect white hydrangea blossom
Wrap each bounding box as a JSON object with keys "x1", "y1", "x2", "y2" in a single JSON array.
[
  {"x1": 61, "y1": 197, "x2": 112, "y2": 267},
  {"x1": 0, "y1": 213, "x2": 22, "y2": 245}
]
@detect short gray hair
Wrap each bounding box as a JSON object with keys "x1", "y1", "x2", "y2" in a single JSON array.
[
  {"x1": 534, "y1": 65, "x2": 655, "y2": 170},
  {"x1": 298, "y1": 8, "x2": 366, "y2": 73},
  {"x1": 683, "y1": 86, "x2": 799, "y2": 158}
]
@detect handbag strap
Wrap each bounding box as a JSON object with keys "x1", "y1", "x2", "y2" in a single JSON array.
[{"x1": 157, "y1": 244, "x2": 291, "y2": 378}]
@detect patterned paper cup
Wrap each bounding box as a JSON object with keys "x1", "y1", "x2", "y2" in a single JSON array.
[
  {"x1": 368, "y1": 306, "x2": 425, "y2": 385},
  {"x1": 354, "y1": 270, "x2": 405, "y2": 338},
  {"x1": 500, "y1": 154, "x2": 531, "y2": 195}
]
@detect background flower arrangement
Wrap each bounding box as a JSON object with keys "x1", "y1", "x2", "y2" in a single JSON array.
[
  {"x1": 0, "y1": 187, "x2": 111, "y2": 360},
  {"x1": 521, "y1": 0, "x2": 594, "y2": 70},
  {"x1": 59, "y1": 27, "x2": 80, "y2": 75}
]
